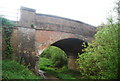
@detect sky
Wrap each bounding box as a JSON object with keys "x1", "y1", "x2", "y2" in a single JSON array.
[{"x1": 0, "y1": 0, "x2": 117, "y2": 26}]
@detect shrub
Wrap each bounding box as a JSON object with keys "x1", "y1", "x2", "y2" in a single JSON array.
[
  {"x1": 77, "y1": 23, "x2": 119, "y2": 79},
  {"x1": 39, "y1": 57, "x2": 54, "y2": 69},
  {"x1": 40, "y1": 46, "x2": 67, "y2": 68}
]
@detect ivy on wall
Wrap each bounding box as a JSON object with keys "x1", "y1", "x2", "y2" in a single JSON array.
[{"x1": 1, "y1": 17, "x2": 16, "y2": 59}]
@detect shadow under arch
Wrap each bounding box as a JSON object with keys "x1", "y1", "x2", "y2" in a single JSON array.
[
  {"x1": 51, "y1": 38, "x2": 88, "y2": 55},
  {"x1": 51, "y1": 38, "x2": 88, "y2": 70}
]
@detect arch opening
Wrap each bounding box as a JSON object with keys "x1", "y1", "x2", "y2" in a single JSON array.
[
  {"x1": 51, "y1": 38, "x2": 88, "y2": 56},
  {"x1": 39, "y1": 46, "x2": 68, "y2": 69},
  {"x1": 51, "y1": 38, "x2": 88, "y2": 70},
  {"x1": 38, "y1": 38, "x2": 88, "y2": 71}
]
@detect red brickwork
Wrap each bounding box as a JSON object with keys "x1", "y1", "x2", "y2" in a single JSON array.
[{"x1": 10, "y1": 7, "x2": 97, "y2": 70}]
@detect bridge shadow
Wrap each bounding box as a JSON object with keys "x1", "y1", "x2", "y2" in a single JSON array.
[
  {"x1": 39, "y1": 38, "x2": 88, "y2": 70},
  {"x1": 51, "y1": 38, "x2": 88, "y2": 55},
  {"x1": 51, "y1": 38, "x2": 88, "y2": 70}
]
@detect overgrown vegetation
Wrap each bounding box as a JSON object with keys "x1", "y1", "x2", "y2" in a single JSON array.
[
  {"x1": 39, "y1": 46, "x2": 82, "y2": 80},
  {"x1": 40, "y1": 46, "x2": 67, "y2": 68},
  {"x1": 39, "y1": 57, "x2": 81, "y2": 80},
  {"x1": 77, "y1": 20, "x2": 119, "y2": 79},
  {"x1": 39, "y1": 57, "x2": 54, "y2": 68},
  {"x1": 1, "y1": 17, "x2": 15, "y2": 59},
  {"x1": 2, "y1": 60, "x2": 42, "y2": 79},
  {"x1": 1, "y1": 17, "x2": 42, "y2": 80}
]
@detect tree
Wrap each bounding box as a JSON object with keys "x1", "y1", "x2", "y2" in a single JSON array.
[{"x1": 77, "y1": 19, "x2": 119, "y2": 79}]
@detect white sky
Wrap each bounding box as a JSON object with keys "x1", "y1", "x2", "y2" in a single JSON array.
[{"x1": 0, "y1": 0, "x2": 117, "y2": 26}]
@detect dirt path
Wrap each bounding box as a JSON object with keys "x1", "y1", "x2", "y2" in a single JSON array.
[
  {"x1": 38, "y1": 70, "x2": 60, "y2": 81},
  {"x1": 44, "y1": 72, "x2": 60, "y2": 81}
]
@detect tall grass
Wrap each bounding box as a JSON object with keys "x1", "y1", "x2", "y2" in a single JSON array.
[{"x1": 2, "y1": 60, "x2": 42, "y2": 80}]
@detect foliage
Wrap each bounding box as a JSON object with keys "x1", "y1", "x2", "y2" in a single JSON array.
[
  {"x1": 39, "y1": 57, "x2": 54, "y2": 69},
  {"x1": 1, "y1": 17, "x2": 16, "y2": 59},
  {"x1": 40, "y1": 46, "x2": 67, "y2": 68},
  {"x1": 39, "y1": 46, "x2": 81, "y2": 80},
  {"x1": 57, "y1": 66, "x2": 68, "y2": 73},
  {"x1": 39, "y1": 57, "x2": 67, "y2": 72},
  {"x1": 39, "y1": 57, "x2": 82, "y2": 80},
  {"x1": 39, "y1": 57, "x2": 83, "y2": 80},
  {"x1": 40, "y1": 66, "x2": 77, "y2": 80},
  {"x1": 77, "y1": 22, "x2": 119, "y2": 79},
  {"x1": 31, "y1": 24, "x2": 35, "y2": 28},
  {"x1": 0, "y1": 17, "x2": 15, "y2": 26},
  {"x1": 57, "y1": 73, "x2": 76, "y2": 80},
  {"x1": 2, "y1": 59, "x2": 42, "y2": 79}
]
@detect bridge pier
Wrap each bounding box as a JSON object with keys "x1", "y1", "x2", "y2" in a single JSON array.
[
  {"x1": 68, "y1": 56, "x2": 78, "y2": 70},
  {"x1": 66, "y1": 52, "x2": 79, "y2": 71},
  {"x1": 17, "y1": 27, "x2": 39, "y2": 75}
]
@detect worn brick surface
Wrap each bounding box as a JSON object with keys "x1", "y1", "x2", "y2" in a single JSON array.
[
  {"x1": 10, "y1": 7, "x2": 97, "y2": 71},
  {"x1": 10, "y1": 28, "x2": 19, "y2": 60}
]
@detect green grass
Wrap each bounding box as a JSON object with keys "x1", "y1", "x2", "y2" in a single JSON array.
[
  {"x1": 40, "y1": 46, "x2": 67, "y2": 68},
  {"x1": 40, "y1": 66, "x2": 82, "y2": 81},
  {"x1": 39, "y1": 57, "x2": 82, "y2": 80},
  {"x1": 2, "y1": 59, "x2": 43, "y2": 80},
  {"x1": 39, "y1": 57, "x2": 54, "y2": 68}
]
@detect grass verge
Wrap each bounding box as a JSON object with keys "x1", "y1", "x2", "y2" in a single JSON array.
[{"x1": 2, "y1": 59, "x2": 43, "y2": 80}]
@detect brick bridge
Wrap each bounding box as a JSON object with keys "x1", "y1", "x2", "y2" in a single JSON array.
[{"x1": 11, "y1": 7, "x2": 96, "y2": 72}]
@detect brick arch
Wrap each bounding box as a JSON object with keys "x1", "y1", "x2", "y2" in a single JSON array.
[
  {"x1": 51, "y1": 38, "x2": 88, "y2": 55},
  {"x1": 35, "y1": 30, "x2": 88, "y2": 55}
]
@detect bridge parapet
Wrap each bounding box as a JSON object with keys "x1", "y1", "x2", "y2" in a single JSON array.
[
  {"x1": 19, "y1": 7, "x2": 96, "y2": 38},
  {"x1": 19, "y1": 7, "x2": 36, "y2": 27}
]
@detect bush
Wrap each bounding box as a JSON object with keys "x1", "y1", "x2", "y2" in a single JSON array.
[
  {"x1": 2, "y1": 60, "x2": 42, "y2": 79},
  {"x1": 77, "y1": 23, "x2": 119, "y2": 79},
  {"x1": 39, "y1": 57, "x2": 54, "y2": 69},
  {"x1": 40, "y1": 46, "x2": 67, "y2": 68}
]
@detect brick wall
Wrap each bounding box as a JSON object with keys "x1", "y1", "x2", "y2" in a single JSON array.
[
  {"x1": 35, "y1": 14, "x2": 96, "y2": 37},
  {"x1": 19, "y1": 7, "x2": 96, "y2": 38},
  {"x1": 19, "y1": 6, "x2": 96, "y2": 55}
]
